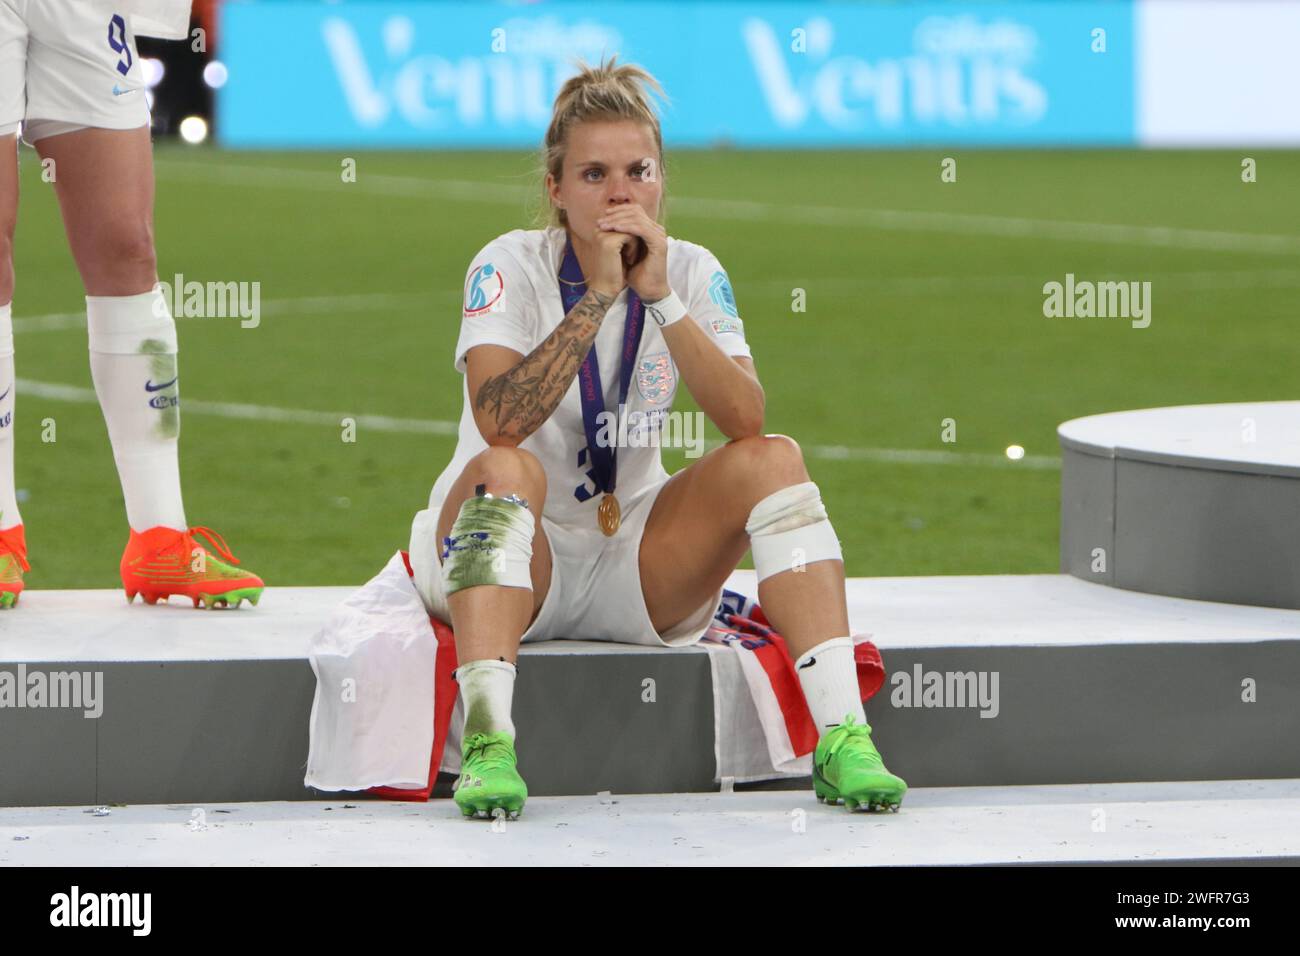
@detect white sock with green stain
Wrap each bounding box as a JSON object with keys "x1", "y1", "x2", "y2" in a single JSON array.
[
  {"x1": 86, "y1": 290, "x2": 186, "y2": 532},
  {"x1": 795, "y1": 636, "x2": 867, "y2": 732},
  {"x1": 0, "y1": 302, "x2": 19, "y2": 530},
  {"x1": 457, "y1": 658, "x2": 517, "y2": 739}
]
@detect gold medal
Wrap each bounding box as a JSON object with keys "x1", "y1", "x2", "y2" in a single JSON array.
[{"x1": 597, "y1": 493, "x2": 621, "y2": 536}]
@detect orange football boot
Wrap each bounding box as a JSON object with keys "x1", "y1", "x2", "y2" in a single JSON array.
[
  {"x1": 0, "y1": 523, "x2": 28, "y2": 609},
  {"x1": 121, "y1": 525, "x2": 264, "y2": 609}
]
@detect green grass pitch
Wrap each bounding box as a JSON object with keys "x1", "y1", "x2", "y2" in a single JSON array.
[{"x1": 9, "y1": 146, "x2": 1299, "y2": 588}]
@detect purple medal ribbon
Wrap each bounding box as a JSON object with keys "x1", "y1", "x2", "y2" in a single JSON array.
[{"x1": 557, "y1": 234, "x2": 645, "y2": 500}]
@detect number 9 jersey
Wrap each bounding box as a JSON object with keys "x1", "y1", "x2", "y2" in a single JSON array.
[{"x1": 0, "y1": 0, "x2": 191, "y2": 142}]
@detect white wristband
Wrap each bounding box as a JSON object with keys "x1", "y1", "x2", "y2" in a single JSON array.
[{"x1": 644, "y1": 290, "x2": 687, "y2": 328}]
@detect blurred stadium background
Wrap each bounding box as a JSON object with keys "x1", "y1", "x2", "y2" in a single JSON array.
[{"x1": 10, "y1": 0, "x2": 1298, "y2": 588}]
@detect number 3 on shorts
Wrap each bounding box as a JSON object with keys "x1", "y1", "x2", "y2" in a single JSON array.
[{"x1": 108, "y1": 15, "x2": 133, "y2": 76}]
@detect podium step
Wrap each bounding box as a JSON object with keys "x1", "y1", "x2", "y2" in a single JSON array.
[
  {"x1": 2, "y1": 573, "x2": 1298, "y2": 807},
  {"x1": 1059, "y1": 401, "x2": 1300, "y2": 608},
  {"x1": 3, "y1": 779, "x2": 1297, "y2": 866}
]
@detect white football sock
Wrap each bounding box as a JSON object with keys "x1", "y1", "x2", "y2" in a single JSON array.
[
  {"x1": 795, "y1": 636, "x2": 867, "y2": 731},
  {"x1": 86, "y1": 289, "x2": 187, "y2": 532},
  {"x1": 0, "y1": 302, "x2": 20, "y2": 530},
  {"x1": 456, "y1": 658, "x2": 517, "y2": 739}
]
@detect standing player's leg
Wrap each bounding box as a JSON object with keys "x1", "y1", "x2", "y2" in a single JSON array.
[
  {"x1": 35, "y1": 127, "x2": 178, "y2": 523},
  {"x1": 33, "y1": 126, "x2": 262, "y2": 607},
  {"x1": 0, "y1": 0, "x2": 28, "y2": 607},
  {"x1": 432, "y1": 445, "x2": 553, "y2": 818},
  {"x1": 639, "y1": 433, "x2": 906, "y2": 810},
  {"x1": 0, "y1": 131, "x2": 26, "y2": 608},
  {"x1": 0, "y1": 134, "x2": 14, "y2": 302}
]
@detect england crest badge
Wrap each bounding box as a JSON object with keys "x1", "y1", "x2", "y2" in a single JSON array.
[{"x1": 636, "y1": 351, "x2": 677, "y2": 405}]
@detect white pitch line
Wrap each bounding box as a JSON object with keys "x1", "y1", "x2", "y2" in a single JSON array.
[
  {"x1": 799, "y1": 442, "x2": 1060, "y2": 470},
  {"x1": 15, "y1": 267, "x2": 1300, "y2": 336},
  {"x1": 745, "y1": 267, "x2": 1300, "y2": 296},
  {"x1": 9, "y1": 311, "x2": 86, "y2": 333},
  {"x1": 8, "y1": 292, "x2": 436, "y2": 334},
  {"x1": 671, "y1": 438, "x2": 1059, "y2": 470},
  {"x1": 154, "y1": 159, "x2": 528, "y2": 204},
  {"x1": 154, "y1": 159, "x2": 1300, "y2": 256},
  {"x1": 674, "y1": 195, "x2": 1300, "y2": 256},
  {"x1": 15, "y1": 379, "x2": 459, "y2": 437},
  {"x1": 15, "y1": 378, "x2": 1059, "y2": 469}
]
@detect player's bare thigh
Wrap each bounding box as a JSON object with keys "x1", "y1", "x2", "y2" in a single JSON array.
[
  {"x1": 0, "y1": 134, "x2": 16, "y2": 304},
  {"x1": 640, "y1": 434, "x2": 810, "y2": 633},
  {"x1": 434, "y1": 445, "x2": 553, "y2": 621},
  {"x1": 32, "y1": 125, "x2": 156, "y2": 296}
]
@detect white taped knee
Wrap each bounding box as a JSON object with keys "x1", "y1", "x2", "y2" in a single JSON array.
[
  {"x1": 441, "y1": 493, "x2": 535, "y2": 596},
  {"x1": 745, "y1": 480, "x2": 843, "y2": 583},
  {"x1": 86, "y1": 289, "x2": 178, "y2": 354}
]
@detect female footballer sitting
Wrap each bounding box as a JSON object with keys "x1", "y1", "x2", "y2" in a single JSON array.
[{"x1": 409, "y1": 57, "x2": 906, "y2": 819}]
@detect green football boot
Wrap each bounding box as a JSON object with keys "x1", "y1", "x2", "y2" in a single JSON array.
[
  {"x1": 812, "y1": 715, "x2": 907, "y2": 812},
  {"x1": 453, "y1": 731, "x2": 528, "y2": 820}
]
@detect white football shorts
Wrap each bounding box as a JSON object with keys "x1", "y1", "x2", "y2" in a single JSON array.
[
  {"x1": 0, "y1": 0, "x2": 151, "y2": 142},
  {"x1": 409, "y1": 474, "x2": 724, "y2": 648}
]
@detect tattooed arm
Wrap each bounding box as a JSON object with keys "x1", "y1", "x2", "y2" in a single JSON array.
[{"x1": 467, "y1": 286, "x2": 618, "y2": 446}]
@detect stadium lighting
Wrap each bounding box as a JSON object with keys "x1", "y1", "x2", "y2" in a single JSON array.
[
  {"x1": 141, "y1": 57, "x2": 165, "y2": 88},
  {"x1": 203, "y1": 61, "x2": 229, "y2": 89},
  {"x1": 1006, "y1": 444, "x2": 1026, "y2": 461},
  {"x1": 178, "y1": 116, "x2": 209, "y2": 145}
]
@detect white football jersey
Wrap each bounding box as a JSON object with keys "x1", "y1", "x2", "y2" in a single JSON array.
[
  {"x1": 97, "y1": 0, "x2": 192, "y2": 39},
  {"x1": 426, "y1": 225, "x2": 752, "y2": 539}
]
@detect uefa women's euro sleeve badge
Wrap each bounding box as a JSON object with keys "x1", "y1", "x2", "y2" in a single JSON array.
[
  {"x1": 708, "y1": 269, "x2": 739, "y2": 319},
  {"x1": 692, "y1": 260, "x2": 749, "y2": 357},
  {"x1": 464, "y1": 262, "x2": 506, "y2": 318},
  {"x1": 453, "y1": 250, "x2": 539, "y2": 375}
]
